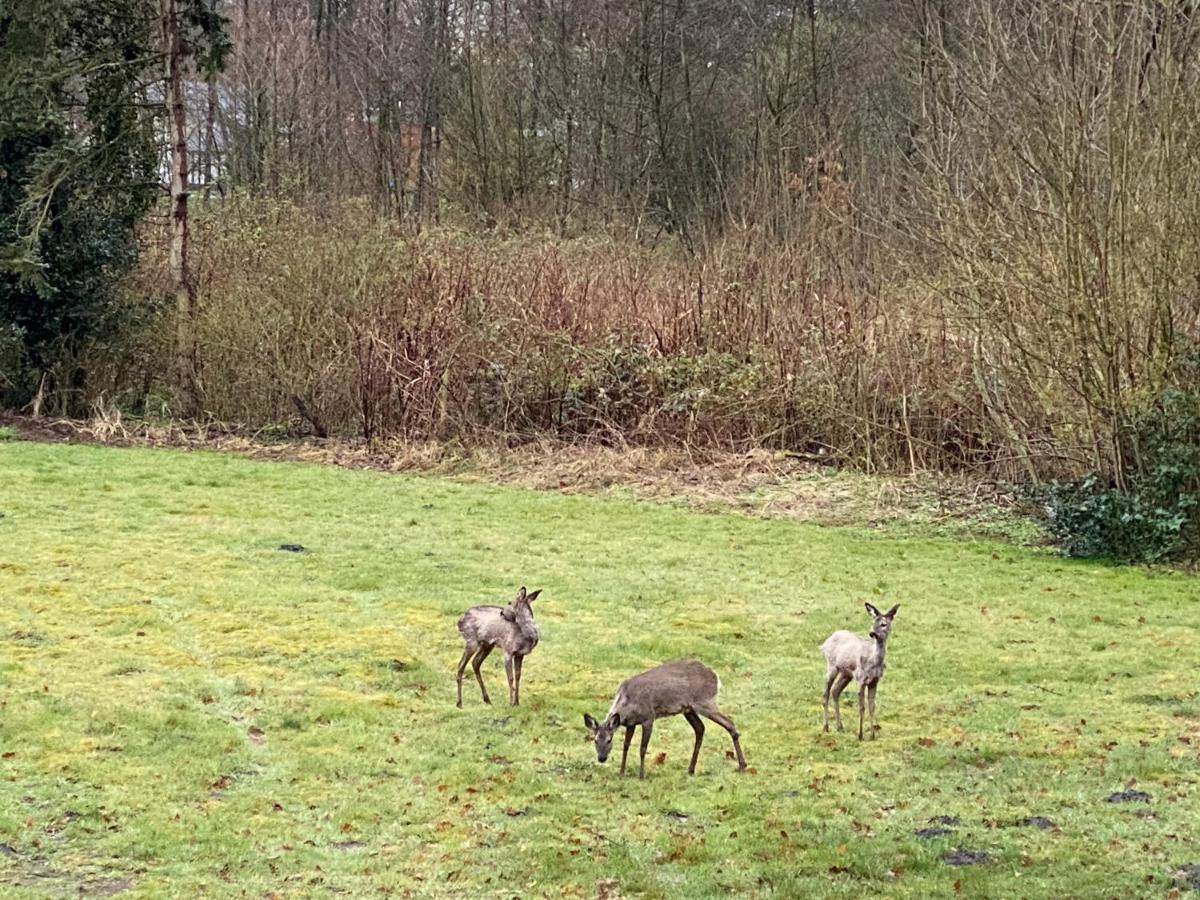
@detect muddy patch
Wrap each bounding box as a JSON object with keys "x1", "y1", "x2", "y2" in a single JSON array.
[
  {"x1": 915, "y1": 827, "x2": 954, "y2": 840},
  {"x1": 1174, "y1": 864, "x2": 1200, "y2": 892},
  {"x1": 943, "y1": 849, "x2": 993, "y2": 867},
  {"x1": 278, "y1": 544, "x2": 306, "y2": 553},
  {"x1": 0, "y1": 844, "x2": 135, "y2": 895},
  {"x1": 1106, "y1": 790, "x2": 1152, "y2": 804},
  {"x1": 1016, "y1": 816, "x2": 1056, "y2": 829}
]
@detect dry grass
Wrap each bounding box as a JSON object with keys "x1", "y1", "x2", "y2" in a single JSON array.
[{"x1": 0, "y1": 414, "x2": 1040, "y2": 543}]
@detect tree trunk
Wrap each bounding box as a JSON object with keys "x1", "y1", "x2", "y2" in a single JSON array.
[{"x1": 161, "y1": 0, "x2": 198, "y2": 413}]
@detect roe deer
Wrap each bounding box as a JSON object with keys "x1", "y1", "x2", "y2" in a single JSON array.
[
  {"x1": 455, "y1": 586, "x2": 542, "y2": 708},
  {"x1": 583, "y1": 660, "x2": 747, "y2": 779},
  {"x1": 821, "y1": 602, "x2": 899, "y2": 740}
]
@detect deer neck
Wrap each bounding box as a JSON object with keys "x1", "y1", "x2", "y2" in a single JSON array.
[{"x1": 870, "y1": 634, "x2": 888, "y2": 662}]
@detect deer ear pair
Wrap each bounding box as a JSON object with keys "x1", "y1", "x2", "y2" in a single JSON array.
[{"x1": 865, "y1": 602, "x2": 900, "y2": 619}]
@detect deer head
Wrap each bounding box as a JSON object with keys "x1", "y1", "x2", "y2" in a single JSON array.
[{"x1": 864, "y1": 602, "x2": 899, "y2": 641}]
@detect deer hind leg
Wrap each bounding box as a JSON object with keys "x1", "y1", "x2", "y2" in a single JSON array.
[
  {"x1": 867, "y1": 682, "x2": 879, "y2": 738},
  {"x1": 512, "y1": 654, "x2": 524, "y2": 706},
  {"x1": 620, "y1": 725, "x2": 634, "y2": 776},
  {"x1": 455, "y1": 644, "x2": 476, "y2": 708},
  {"x1": 683, "y1": 711, "x2": 705, "y2": 775},
  {"x1": 638, "y1": 722, "x2": 654, "y2": 780},
  {"x1": 471, "y1": 644, "x2": 494, "y2": 704},
  {"x1": 696, "y1": 703, "x2": 747, "y2": 771},
  {"x1": 823, "y1": 670, "x2": 838, "y2": 732},
  {"x1": 830, "y1": 673, "x2": 852, "y2": 732}
]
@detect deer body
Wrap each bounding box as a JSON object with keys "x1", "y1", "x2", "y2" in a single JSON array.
[
  {"x1": 821, "y1": 603, "x2": 899, "y2": 739},
  {"x1": 584, "y1": 660, "x2": 747, "y2": 779},
  {"x1": 455, "y1": 587, "x2": 541, "y2": 708}
]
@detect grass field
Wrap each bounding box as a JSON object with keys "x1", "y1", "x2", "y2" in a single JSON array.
[{"x1": 1, "y1": 441, "x2": 1199, "y2": 898}]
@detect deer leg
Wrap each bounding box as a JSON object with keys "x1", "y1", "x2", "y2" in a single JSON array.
[
  {"x1": 683, "y1": 711, "x2": 705, "y2": 775},
  {"x1": 455, "y1": 645, "x2": 475, "y2": 708},
  {"x1": 830, "y1": 673, "x2": 852, "y2": 732},
  {"x1": 698, "y1": 706, "x2": 747, "y2": 771},
  {"x1": 638, "y1": 722, "x2": 654, "y2": 780},
  {"x1": 868, "y1": 682, "x2": 879, "y2": 738},
  {"x1": 512, "y1": 654, "x2": 523, "y2": 706},
  {"x1": 471, "y1": 644, "x2": 494, "y2": 704},
  {"x1": 620, "y1": 726, "x2": 634, "y2": 776},
  {"x1": 857, "y1": 682, "x2": 867, "y2": 740},
  {"x1": 503, "y1": 653, "x2": 515, "y2": 705},
  {"x1": 822, "y1": 670, "x2": 838, "y2": 732}
]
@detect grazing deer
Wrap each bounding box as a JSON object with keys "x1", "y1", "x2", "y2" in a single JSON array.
[
  {"x1": 584, "y1": 660, "x2": 747, "y2": 779},
  {"x1": 821, "y1": 602, "x2": 899, "y2": 740},
  {"x1": 455, "y1": 586, "x2": 542, "y2": 708}
]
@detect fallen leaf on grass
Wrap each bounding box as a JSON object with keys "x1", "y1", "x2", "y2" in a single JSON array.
[
  {"x1": 654, "y1": 753, "x2": 667, "y2": 766},
  {"x1": 917, "y1": 737, "x2": 936, "y2": 748}
]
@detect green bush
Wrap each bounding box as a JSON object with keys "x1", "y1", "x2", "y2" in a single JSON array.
[{"x1": 1043, "y1": 386, "x2": 1200, "y2": 562}]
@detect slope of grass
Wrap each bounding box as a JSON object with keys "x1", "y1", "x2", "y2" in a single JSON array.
[{"x1": 0, "y1": 441, "x2": 1198, "y2": 898}]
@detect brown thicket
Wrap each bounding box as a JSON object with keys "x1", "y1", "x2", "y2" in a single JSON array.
[{"x1": 115, "y1": 0, "x2": 1200, "y2": 479}]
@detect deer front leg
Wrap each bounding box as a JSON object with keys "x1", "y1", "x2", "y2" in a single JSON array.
[
  {"x1": 620, "y1": 726, "x2": 634, "y2": 776},
  {"x1": 867, "y1": 682, "x2": 879, "y2": 739},
  {"x1": 512, "y1": 654, "x2": 523, "y2": 706},
  {"x1": 503, "y1": 653, "x2": 515, "y2": 705},
  {"x1": 857, "y1": 683, "x2": 867, "y2": 740},
  {"x1": 638, "y1": 722, "x2": 654, "y2": 780}
]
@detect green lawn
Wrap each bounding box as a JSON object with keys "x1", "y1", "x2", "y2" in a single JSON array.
[{"x1": 1, "y1": 442, "x2": 1198, "y2": 898}]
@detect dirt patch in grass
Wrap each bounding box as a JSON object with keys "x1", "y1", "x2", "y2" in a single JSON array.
[
  {"x1": 0, "y1": 846, "x2": 135, "y2": 896},
  {"x1": 0, "y1": 414, "x2": 1042, "y2": 541},
  {"x1": 1107, "y1": 790, "x2": 1153, "y2": 804},
  {"x1": 943, "y1": 849, "x2": 993, "y2": 867},
  {"x1": 1016, "y1": 816, "x2": 1057, "y2": 829}
]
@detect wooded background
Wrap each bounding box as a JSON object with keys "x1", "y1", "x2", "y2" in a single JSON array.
[{"x1": 4, "y1": 0, "x2": 1200, "y2": 499}]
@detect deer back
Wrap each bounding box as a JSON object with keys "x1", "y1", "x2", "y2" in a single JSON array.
[
  {"x1": 821, "y1": 630, "x2": 872, "y2": 672},
  {"x1": 613, "y1": 660, "x2": 719, "y2": 724},
  {"x1": 458, "y1": 604, "x2": 538, "y2": 655}
]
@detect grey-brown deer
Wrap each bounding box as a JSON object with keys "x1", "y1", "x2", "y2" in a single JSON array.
[
  {"x1": 820, "y1": 602, "x2": 899, "y2": 740},
  {"x1": 455, "y1": 586, "x2": 542, "y2": 708},
  {"x1": 583, "y1": 660, "x2": 747, "y2": 779}
]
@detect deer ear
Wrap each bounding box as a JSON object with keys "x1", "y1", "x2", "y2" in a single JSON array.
[
  {"x1": 583, "y1": 714, "x2": 599, "y2": 732},
  {"x1": 515, "y1": 586, "x2": 527, "y2": 602},
  {"x1": 884, "y1": 604, "x2": 899, "y2": 619},
  {"x1": 526, "y1": 589, "x2": 542, "y2": 602},
  {"x1": 865, "y1": 602, "x2": 882, "y2": 617},
  {"x1": 606, "y1": 712, "x2": 621, "y2": 728},
  {"x1": 500, "y1": 608, "x2": 516, "y2": 623}
]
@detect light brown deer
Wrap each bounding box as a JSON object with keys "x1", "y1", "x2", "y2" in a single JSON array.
[
  {"x1": 455, "y1": 587, "x2": 542, "y2": 708},
  {"x1": 821, "y1": 602, "x2": 899, "y2": 740},
  {"x1": 584, "y1": 660, "x2": 747, "y2": 779}
]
